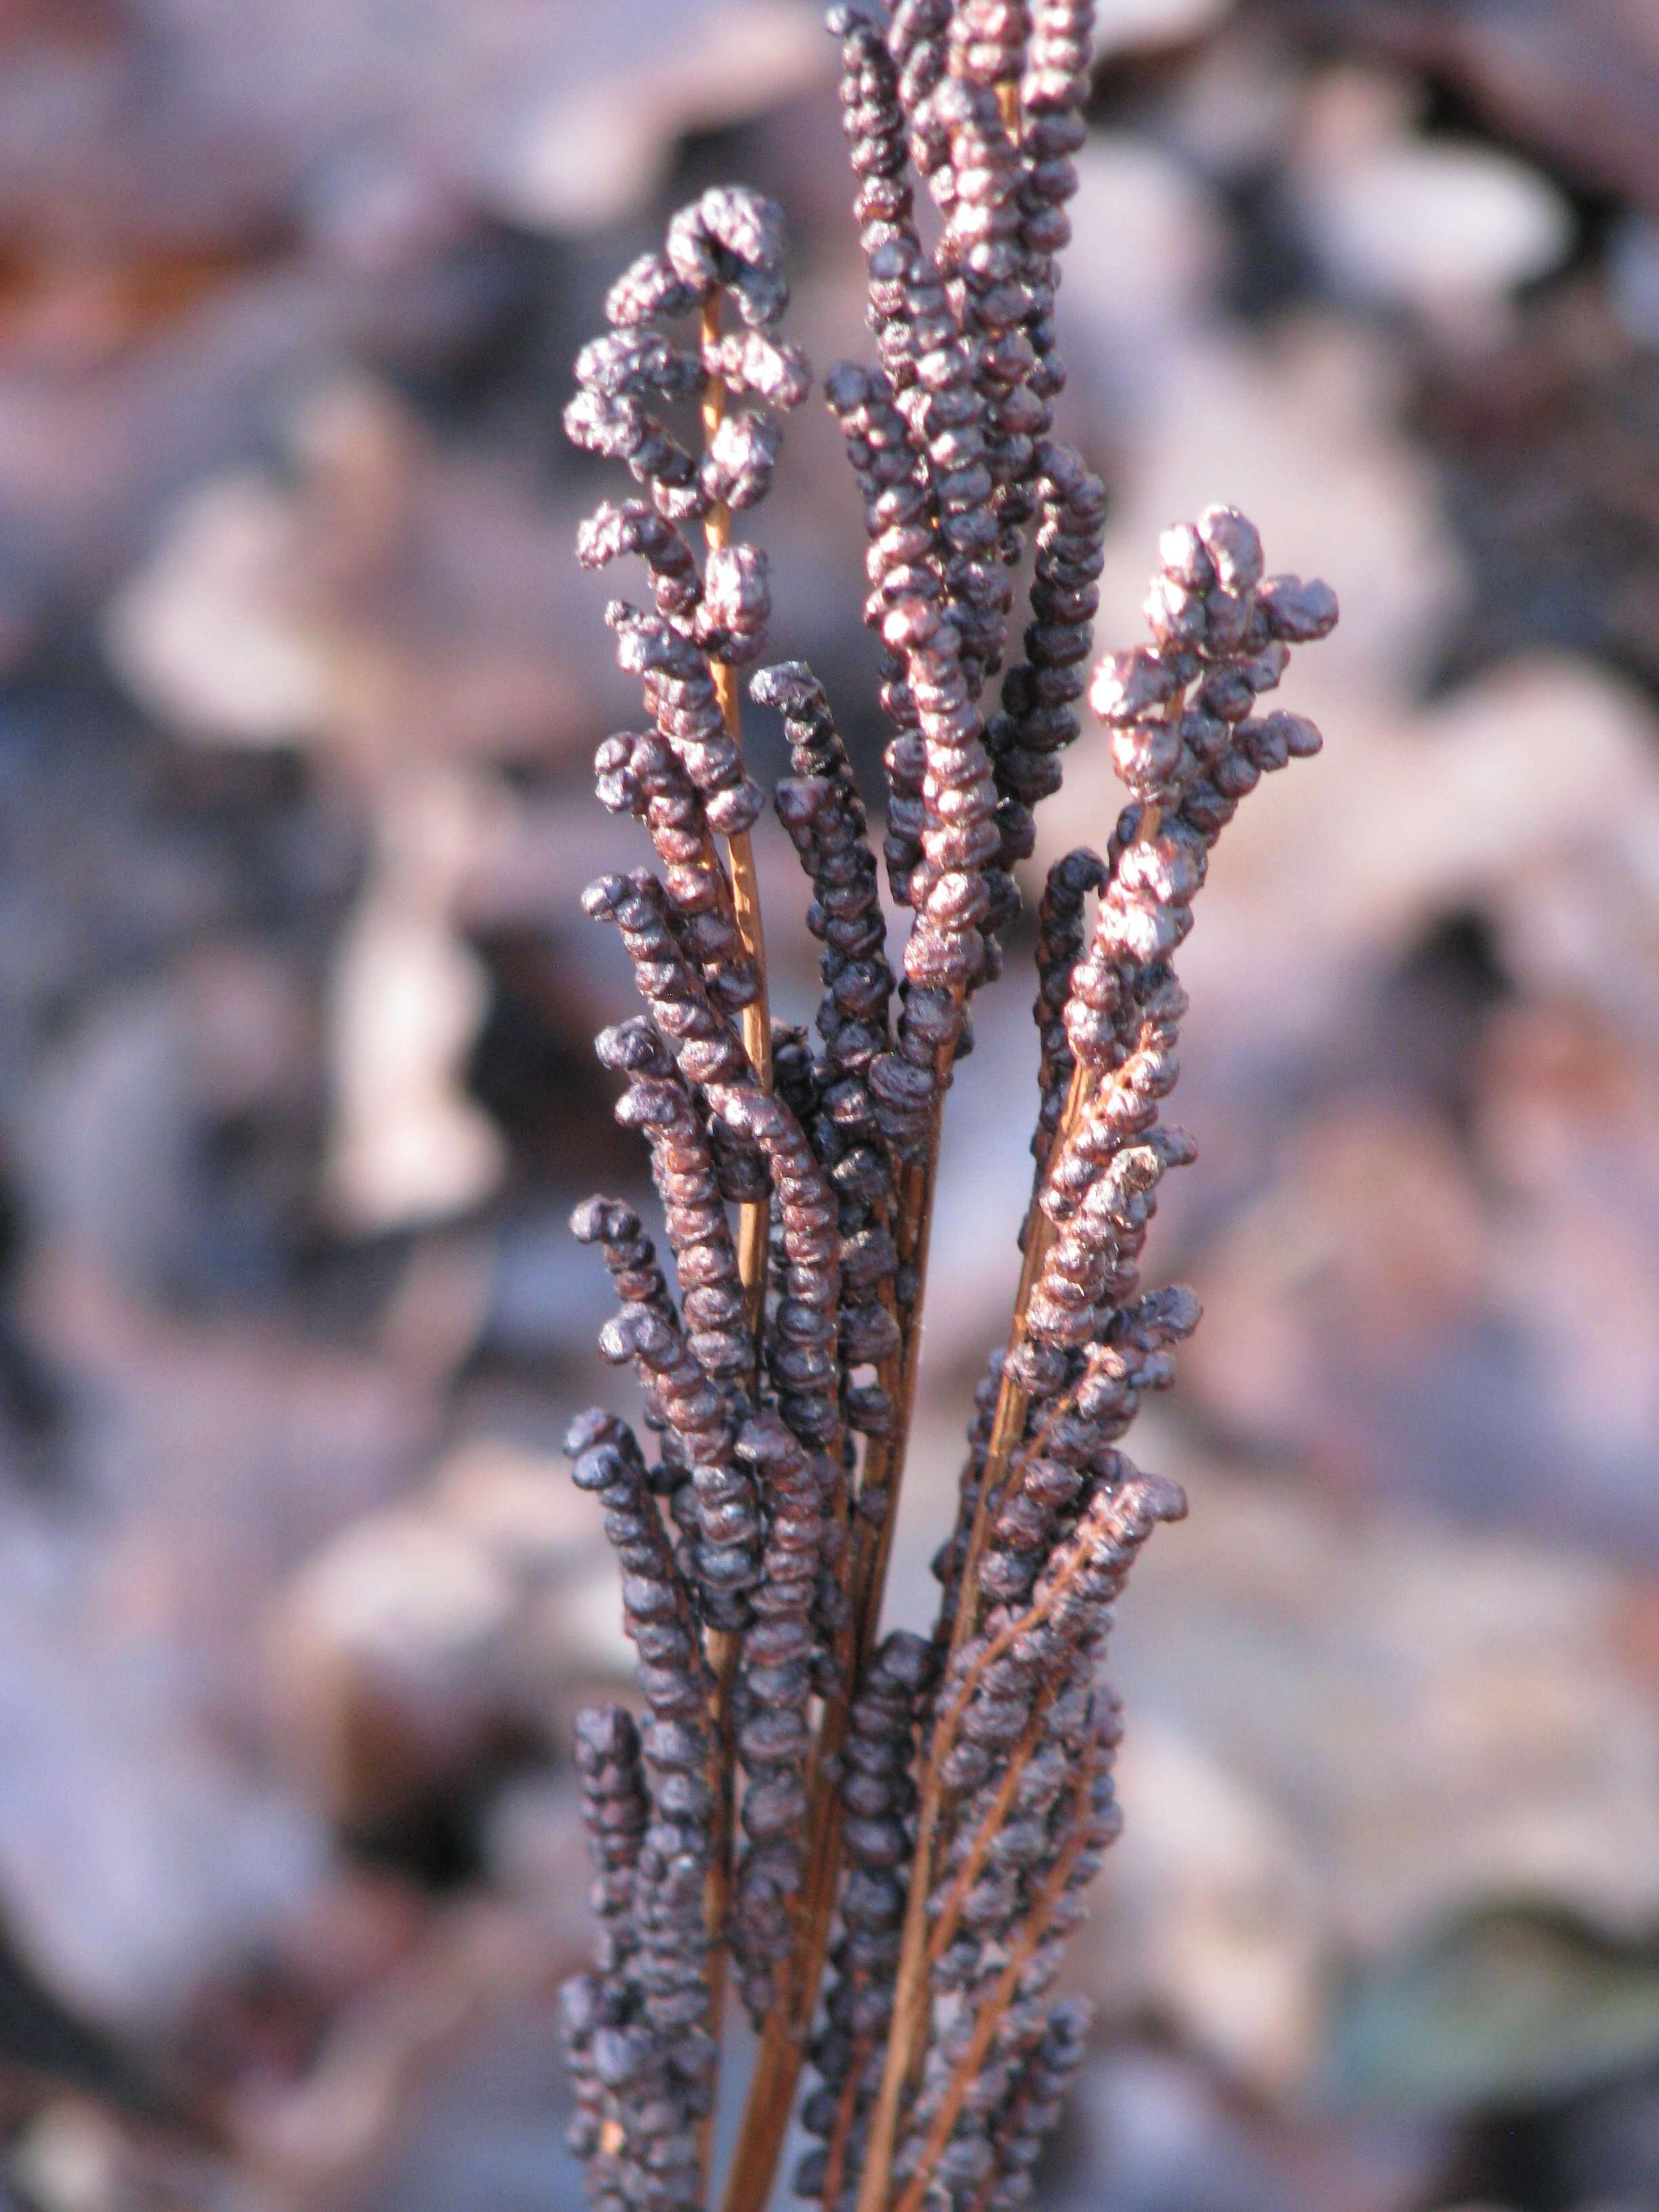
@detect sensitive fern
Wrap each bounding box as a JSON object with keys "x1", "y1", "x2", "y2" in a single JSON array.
[{"x1": 559, "y1": 6, "x2": 1338, "y2": 2210}]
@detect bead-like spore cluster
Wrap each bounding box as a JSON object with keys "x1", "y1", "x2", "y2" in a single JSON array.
[{"x1": 558, "y1": 14, "x2": 1338, "y2": 2212}]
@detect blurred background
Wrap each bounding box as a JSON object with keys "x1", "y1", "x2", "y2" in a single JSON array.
[{"x1": 0, "y1": 0, "x2": 1656, "y2": 2207}]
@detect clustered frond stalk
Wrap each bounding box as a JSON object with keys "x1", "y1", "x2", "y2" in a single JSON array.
[{"x1": 560, "y1": 9, "x2": 1338, "y2": 2212}]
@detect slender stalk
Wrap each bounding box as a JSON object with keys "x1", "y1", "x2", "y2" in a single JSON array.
[
  {"x1": 698, "y1": 292, "x2": 775, "y2": 2197},
  {"x1": 857, "y1": 785, "x2": 1160, "y2": 2209},
  {"x1": 852, "y1": 1383, "x2": 1088, "y2": 2212},
  {"x1": 852, "y1": 1077, "x2": 1078, "y2": 2212},
  {"x1": 716, "y1": 1761, "x2": 845, "y2": 2212},
  {"x1": 848, "y1": 1149, "x2": 938, "y2": 1660},
  {"x1": 701, "y1": 294, "x2": 775, "y2": 1341},
  {"x1": 722, "y1": 1018, "x2": 956, "y2": 2212},
  {"x1": 947, "y1": 797, "x2": 1166, "y2": 1662},
  {"x1": 821, "y1": 2044, "x2": 869, "y2": 2211},
  {"x1": 942, "y1": 1061, "x2": 1082, "y2": 1654},
  {"x1": 888, "y1": 1763, "x2": 1096, "y2": 2212}
]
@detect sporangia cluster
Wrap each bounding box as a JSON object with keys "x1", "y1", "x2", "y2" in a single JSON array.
[{"x1": 558, "y1": 5, "x2": 1338, "y2": 2209}]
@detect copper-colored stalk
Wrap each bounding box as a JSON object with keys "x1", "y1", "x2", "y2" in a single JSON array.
[
  {"x1": 851, "y1": 1094, "x2": 1075, "y2": 2212},
  {"x1": 721, "y1": 1012, "x2": 957, "y2": 2212},
  {"x1": 696, "y1": 290, "x2": 775, "y2": 2197},
  {"x1": 857, "y1": 787, "x2": 1171, "y2": 2212},
  {"x1": 851, "y1": 1420, "x2": 1094, "y2": 2212},
  {"x1": 846, "y1": 1147, "x2": 937, "y2": 1661},
  {"x1": 888, "y1": 1761, "x2": 1096, "y2": 2212},
  {"x1": 701, "y1": 294, "x2": 775, "y2": 1344},
  {"x1": 820, "y1": 2033, "x2": 872, "y2": 2211},
  {"x1": 945, "y1": 796, "x2": 1166, "y2": 1666},
  {"x1": 716, "y1": 1744, "x2": 846, "y2": 2212},
  {"x1": 924, "y1": 1696, "x2": 1050, "y2": 1971}
]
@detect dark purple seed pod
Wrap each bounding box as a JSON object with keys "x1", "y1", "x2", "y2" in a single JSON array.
[
  {"x1": 667, "y1": 184, "x2": 792, "y2": 329},
  {"x1": 587, "y1": 865, "x2": 752, "y2": 1092},
  {"x1": 703, "y1": 406, "x2": 785, "y2": 510},
  {"x1": 573, "y1": 1703, "x2": 649, "y2": 1931},
  {"x1": 1258, "y1": 571, "x2": 1340, "y2": 642},
  {"x1": 824, "y1": 360, "x2": 947, "y2": 913},
  {"x1": 575, "y1": 1103, "x2": 763, "y2": 1631},
  {"x1": 985, "y1": 443, "x2": 1107, "y2": 899},
  {"x1": 595, "y1": 732, "x2": 760, "y2": 1012},
  {"x1": 729, "y1": 1411, "x2": 826, "y2": 2023},
  {"x1": 565, "y1": 327, "x2": 712, "y2": 529},
  {"x1": 607, "y1": 248, "x2": 699, "y2": 328},
  {"x1": 698, "y1": 542, "x2": 773, "y2": 665},
  {"x1": 1031, "y1": 846, "x2": 1105, "y2": 1157},
  {"x1": 703, "y1": 323, "x2": 813, "y2": 409},
  {"x1": 560, "y1": 1414, "x2": 722, "y2": 2157},
  {"x1": 1088, "y1": 646, "x2": 1179, "y2": 727},
  {"x1": 798, "y1": 1630, "x2": 936, "y2": 2198},
  {"x1": 758, "y1": 661, "x2": 895, "y2": 1088},
  {"x1": 578, "y1": 497, "x2": 703, "y2": 628},
  {"x1": 829, "y1": 5, "x2": 930, "y2": 401},
  {"x1": 1193, "y1": 501, "x2": 1263, "y2": 590},
  {"x1": 950, "y1": 0, "x2": 1031, "y2": 90},
  {"x1": 705, "y1": 1082, "x2": 843, "y2": 1455}
]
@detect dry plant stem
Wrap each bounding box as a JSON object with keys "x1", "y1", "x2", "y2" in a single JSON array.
[
  {"x1": 853, "y1": 1135, "x2": 1073, "y2": 2210},
  {"x1": 718, "y1": 1782, "x2": 847, "y2": 2212},
  {"x1": 698, "y1": 291, "x2": 772, "y2": 2198},
  {"x1": 949, "y1": 796, "x2": 1166, "y2": 1660},
  {"x1": 853, "y1": 1439, "x2": 1097, "y2": 2212},
  {"x1": 701, "y1": 293, "x2": 775, "y2": 1341},
  {"x1": 855, "y1": 771, "x2": 1161, "y2": 2212},
  {"x1": 722, "y1": 1069, "x2": 951, "y2": 2212},
  {"x1": 821, "y1": 2049, "x2": 869, "y2": 2212},
  {"x1": 888, "y1": 1765, "x2": 1097, "y2": 2212},
  {"x1": 849, "y1": 991, "x2": 967, "y2": 1660},
  {"x1": 924, "y1": 1696, "x2": 1052, "y2": 1970},
  {"x1": 826, "y1": 1092, "x2": 956, "y2": 2205},
  {"x1": 848, "y1": 1147, "x2": 939, "y2": 1660}
]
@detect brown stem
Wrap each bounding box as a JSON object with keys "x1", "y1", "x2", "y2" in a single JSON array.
[
  {"x1": 695, "y1": 290, "x2": 775, "y2": 2199},
  {"x1": 852, "y1": 1088, "x2": 1078, "y2": 2212},
  {"x1": 857, "y1": 787, "x2": 1174, "y2": 2212},
  {"x1": 847, "y1": 1148, "x2": 936, "y2": 1662},
  {"x1": 821, "y1": 2035, "x2": 872, "y2": 2212},
  {"x1": 924, "y1": 1694, "x2": 1052, "y2": 1972},
  {"x1": 722, "y1": 1027, "x2": 956, "y2": 2212},
  {"x1": 941, "y1": 1061, "x2": 1092, "y2": 1657},
  {"x1": 852, "y1": 1492, "x2": 1111, "y2": 2212},
  {"x1": 701, "y1": 294, "x2": 774, "y2": 1343},
  {"x1": 943, "y1": 798, "x2": 1164, "y2": 1671},
  {"x1": 716, "y1": 1737, "x2": 846, "y2": 2212},
  {"x1": 888, "y1": 1763, "x2": 1095, "y2": 2212}
]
